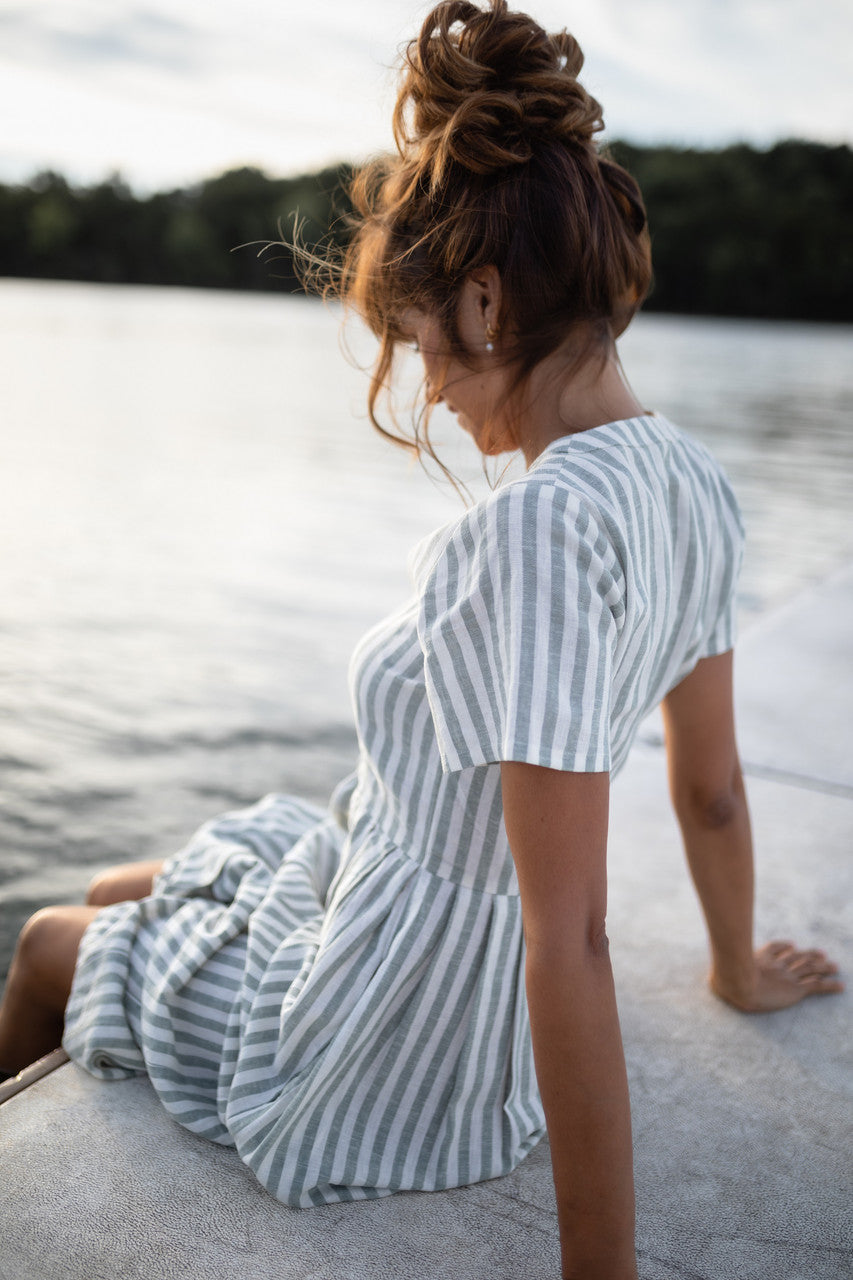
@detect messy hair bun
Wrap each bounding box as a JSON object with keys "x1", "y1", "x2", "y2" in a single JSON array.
[
  {"x1": 336, "y1": 0, "x2": 652, "y2": 459},
  {"x1": 394, "y1": 0, "x2": 602, "y2": 184}
]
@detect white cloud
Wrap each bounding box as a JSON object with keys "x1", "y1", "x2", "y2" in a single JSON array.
[{"x1": 0, "y1": 0, "x2": 850, "y2": 191}]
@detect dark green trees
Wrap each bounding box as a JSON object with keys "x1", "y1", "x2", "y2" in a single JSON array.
[
  {"x1": 0, "y1": 164, "x2": 351, "y2": 292},
  {"x1": 611, "y1": 141, "x2": 853, "y2": 321},
  {"x1": 0, "y1": 143, "x2": 850, "y2": 320}
]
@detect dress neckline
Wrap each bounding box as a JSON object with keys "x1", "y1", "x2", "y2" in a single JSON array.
[{"x1": 528, "y1": 413, "x2": 674, "y2": 470}]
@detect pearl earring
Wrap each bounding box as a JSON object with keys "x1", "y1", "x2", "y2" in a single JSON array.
[{"x1": 485, "y1": 323, "x2": 499, "y2": 353}]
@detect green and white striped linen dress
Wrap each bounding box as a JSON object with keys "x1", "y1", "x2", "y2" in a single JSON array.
[{"x1": 63, "y1": 413, "x2": 743, "y2": 1206}]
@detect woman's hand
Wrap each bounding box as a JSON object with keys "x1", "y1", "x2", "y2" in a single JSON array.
[{"x1": 711, "y1": 940, "x2": 844, "y2": 1012}]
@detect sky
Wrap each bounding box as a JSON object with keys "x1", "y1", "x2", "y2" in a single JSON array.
[{"x1": 1, "y1": 0, "x2": 851, "y2": 193}]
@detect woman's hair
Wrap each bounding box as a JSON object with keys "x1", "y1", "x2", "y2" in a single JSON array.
[{"x1": 329, "y1": 0, "x2": 652, "y2": 458}]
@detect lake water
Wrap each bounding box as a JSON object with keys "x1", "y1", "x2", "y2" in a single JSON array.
[{"x1": 1, "y1": 279, "x2": 852, "y2": 978}]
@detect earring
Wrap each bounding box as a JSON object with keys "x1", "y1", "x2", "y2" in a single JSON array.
[{"x1": 485, "y1": 323, "x2": 499, "y2": 353}]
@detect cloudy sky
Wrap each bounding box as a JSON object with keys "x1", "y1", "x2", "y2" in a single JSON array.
[{"x1": 2, "y1": 0, "x2": 851, "y2": 192}]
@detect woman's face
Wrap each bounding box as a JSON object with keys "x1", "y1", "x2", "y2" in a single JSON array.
[{"x1": 403, "y1": 310, "x2": 516, "y2": 456}]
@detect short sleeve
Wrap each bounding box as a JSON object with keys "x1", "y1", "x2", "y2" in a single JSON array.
[
  {"x1": 700, "y1": 581, "x2": 739, "y2": 658},
  {"x1": 696, "y1": 468, "x2": 745, "y2": 661},
  {"x1": 417, "y1": 480, "x2": 622, "y2": 773}
]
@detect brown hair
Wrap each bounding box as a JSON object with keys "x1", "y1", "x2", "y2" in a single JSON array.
[{"x1": 332, "y1": 0, "x2": 651, "y2": 460}]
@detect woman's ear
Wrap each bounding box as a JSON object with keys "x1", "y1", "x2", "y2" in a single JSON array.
[{"x1": 458, "y1": 266, "x2": 503, "y2": 349}]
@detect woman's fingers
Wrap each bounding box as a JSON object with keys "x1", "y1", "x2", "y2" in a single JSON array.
[
  {"x1": 750, "y1": 940, "x2": 845, "y2": 1007},
  {"x1": 785, "y1": 949, "x2": 837, "y2": 977},
  {"x1": 762, "y1": 939, "x2": 795, "y2": 959},
  {"x1": 761, "y1": 941, "x2": 836, "y2": 971},
  {"x1": 794, "y1": 970, "x2": 845, "y2": 994}
]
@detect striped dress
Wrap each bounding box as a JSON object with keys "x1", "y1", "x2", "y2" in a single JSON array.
[{"x1": 63, "y1": 414, "x2": 743, "y2": 1206}]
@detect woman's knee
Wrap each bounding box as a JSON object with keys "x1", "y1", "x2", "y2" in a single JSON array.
[
  {"x1": 17, "y1": 907, "x2": 70, "y2": 970},
  {"x1": 14, "y1": 906, "x2": 98, "y2": 1005},
  {"x1": 86, "y1": 868, "x2": 124, "y2": 907},
  {"x1": 86, "y1": 860, "x2": 162, "y2": 907}
]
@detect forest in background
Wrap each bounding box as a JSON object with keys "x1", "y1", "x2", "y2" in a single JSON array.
[{"x1": 0, "y1": 140, "x2": 850, "y2": 321}]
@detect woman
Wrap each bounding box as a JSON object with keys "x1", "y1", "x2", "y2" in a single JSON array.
[{"x1": 0, "y1": 3, "x2": 842, "y2": 1276}]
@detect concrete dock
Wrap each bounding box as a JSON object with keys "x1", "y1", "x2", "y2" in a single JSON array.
[{"x1": 1, "y1": 567, "x2": 851, "y2": 1280}]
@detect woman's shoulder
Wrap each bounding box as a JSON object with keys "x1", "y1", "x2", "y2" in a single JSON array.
[
  {"x1": 531, "y1": 413, "x2": 713, "y2": 480},
  {"x1": 410, "y1": 413, "x2": 739, "y2": 590},
  {"x1": 408, "y1": 456, "x2": 607, "y2": 596},
  {"x1": 432, "y1": 414, "x2": 687, "y2": 539},
  {"x1": 532, "y1": 413, "x2": 742, "y2": 533}
]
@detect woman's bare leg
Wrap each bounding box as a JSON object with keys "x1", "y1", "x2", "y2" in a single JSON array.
[
  {"x1": 85, "y1": 860, "x2": 163, "y2": 907},
  {"x1": 0, "y1": 906, "x2": 98, "y2": 1074},
  {"x1": 0, "y1": 859, "x2": 164, "y2": 1074}
]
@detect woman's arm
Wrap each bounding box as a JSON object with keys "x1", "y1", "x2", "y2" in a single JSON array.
[
  {"x1": 661, "y1": 650, "x2": 843, "y2": 1010},
  {"x1": 501, "y1": 763, "x2": 638, "y2": 1280}
]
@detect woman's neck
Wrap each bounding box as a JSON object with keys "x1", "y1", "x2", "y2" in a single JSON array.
[{"x1": 516, "y1": 344, "x2": 646, "y2": 467}]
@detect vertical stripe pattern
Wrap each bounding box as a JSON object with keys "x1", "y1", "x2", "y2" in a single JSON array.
[{"x1": 64, "y1": 414, "x2": 742, "y2": 1206}]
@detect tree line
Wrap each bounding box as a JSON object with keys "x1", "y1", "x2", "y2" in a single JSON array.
[{"x1": 0, "y1": 140, "x2": 850, "y2": 321}]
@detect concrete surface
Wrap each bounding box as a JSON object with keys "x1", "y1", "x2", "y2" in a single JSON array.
[{"x1": 1, "y1": 568, "x2": 851, "y2": 1280}]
